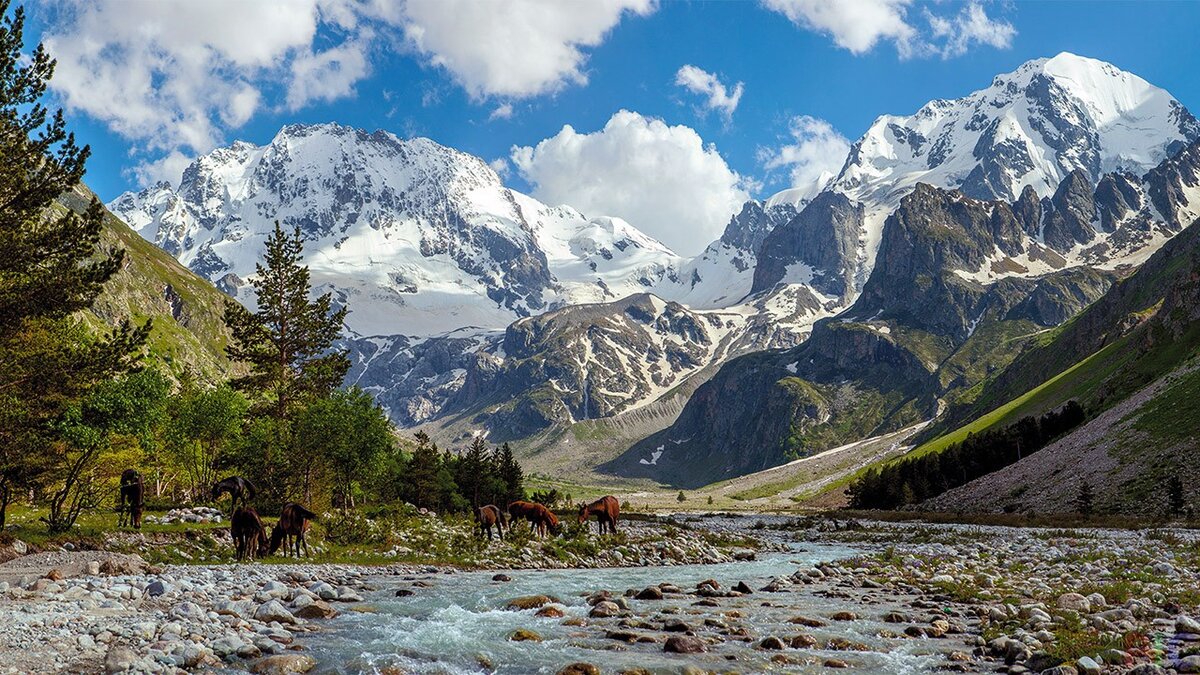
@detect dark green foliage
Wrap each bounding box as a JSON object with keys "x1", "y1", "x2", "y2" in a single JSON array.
[
  {"x1": 846, "y1": 401, "x2": 1085, "y2": 509},
  {"x1": 1167, "y1": 474, "x2": 1186, "y2": 516},
  {"x1": 165, "y1": 384, "x2": 248, "y2": 501},
  {"x1": 493, "y1": 443, "x2": 525, "y2": 506},
  {"x1": 1075, "y1": 480, "x2": 1094, "y2": 517},
  {"x1": 223, "y1": 222, "x2": 350, "y2": 423},
  {"x1": 0, "y1": 1, "x2": 147, "y2": 529}
]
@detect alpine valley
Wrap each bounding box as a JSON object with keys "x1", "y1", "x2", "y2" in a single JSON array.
[{"x1": 111, "y1": 53, "x2": 1200, "y2": 497}]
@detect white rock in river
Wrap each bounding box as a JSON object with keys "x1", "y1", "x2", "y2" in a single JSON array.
[{"x1": 254, "y1": 600, "x2": 298, "y2": 625}]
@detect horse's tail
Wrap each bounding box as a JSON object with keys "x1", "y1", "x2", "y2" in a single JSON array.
[{"x1": 242, "y1": 478, "x2": 258, "y2": 501}]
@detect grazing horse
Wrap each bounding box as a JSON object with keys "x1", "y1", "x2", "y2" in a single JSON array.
[
  {"x1": 578, "y1": 495, "x2": 619, "y2": 535},
  {"x1": 508, "y1": 500, "x2": 559, "y2": 538},
  {"x1": 268, "y1": 502, "x2": 317, "y2": 557},
  {"x1": 212, "y1": 476, "x2": 257, "y2": 513},
  {"x1": 230, "y1": 506, "x2": 268, "y2": 561},
  {"x1": 476, "y1": 504, "x2": 507, "y2": 540},
  {"x1": 117, "y1": 469, "x2": 144, "y2": 529}
]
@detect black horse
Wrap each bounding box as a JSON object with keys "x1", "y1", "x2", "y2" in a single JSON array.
[
  {"x1": 212, "y1": 476, "x2": 257, "y2": 514},
  {"x1": 118, "y1": 469, "x2": 144, "y2": 529}
]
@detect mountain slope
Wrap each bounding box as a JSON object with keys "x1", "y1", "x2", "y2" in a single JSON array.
[
  {"x1": 60, "y1": 185, "x2": 234, "y2": 383},
  {"x1": 606, "y1": 135, "x2": 1200, "y2": 488},
  {"x1": 916, "y1": 212, "x2": 1200, "y2": 515}
]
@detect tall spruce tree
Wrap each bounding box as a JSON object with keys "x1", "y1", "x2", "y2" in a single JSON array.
[
  {"x1": 224, "y1": 222, "x2": 350, "y2": 422},
  {"x1": 0, "y1": 1, "x2": 147, "y2": 528},
  {"x1": 493, "y1": 442, "x2": 524, "y2": 505}
]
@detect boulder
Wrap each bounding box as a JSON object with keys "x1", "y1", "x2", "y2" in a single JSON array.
[
  {"x1": 506, "y1": 595, "x2": 557, "y2": 611},
  {"x1": 557, "y1": 664, "x2": 599, "y2": 675},
  {"x1": 254, "y1": 600, "x2": 298, "y2": 625},
  {"x1": 250, "y1": 654, "x2": 317, "y2": 674},
  {"x1": 635, "y1": 586, "x2": 663, "y2": 600},
  {"x1": 103, "y1": 645, "x2": 139, "y2": 674},
  {"x1": 1056, "y1": 593, "x2": 1090, "y2": 612},
  {"x1": 294, "y1": 600, "x2": 337, "y2": 619},
  {"x1": 589, "y1": 601, "x2": 620, "y2": 618},
  {"x1": 508, "y1": 629, "x2": 543, "y2": 642},
  {"x1": 759, "y1": 636, "x2": 786, "y2": 650},
  {"x1": 535, "y1": 605, "x2": 565, "y2": 618},
  {"x1": 663, "y1": 636, "x2": 706, "y2": 654}
]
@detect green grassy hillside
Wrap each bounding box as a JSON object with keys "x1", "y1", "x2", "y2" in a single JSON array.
[{"x1": 59, "y1": 185, "x2": 237, "y2": 383}]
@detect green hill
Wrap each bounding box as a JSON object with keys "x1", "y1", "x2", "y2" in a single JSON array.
[{"x1": 59, "y1": 185, "x2": 236, "y2": 383}]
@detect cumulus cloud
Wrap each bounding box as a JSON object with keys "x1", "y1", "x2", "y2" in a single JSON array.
[
  {"x1": 761, "y1": 0, "x2": 1014, "y2": 59},
  {"x1": 758, "y1": 116, "x2": 850, "y2": 198},
  {"x1": 398, "y1": 0, "x2": 656, "y2": 99},
  {"x1": 927, "y1": 3, "x2": 1017, "y2": 58},
  {"x1": 489, "y1": 103, "x2": 515, "y2": 121},
  {"x1": 675, "y1": 65, "x2": 744, "y2": 122},
  {"x1": 40, "y1": 0, "x2": 376, "y2": 184},
  {"x1": 511, "y1": 111, "x2": 750, "y2": 255}
]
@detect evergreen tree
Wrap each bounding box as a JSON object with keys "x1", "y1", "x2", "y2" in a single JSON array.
[
  {"x1": 493, "y1": 442, "x2": 524, "y2": 505},
  {"x1": 224, "y1": 222, "x2": 350, "y2": 423},
  {"x1": 1074, "y1": 480, "x2": 1094, "y2": 517},
  {"x1": 0, "y1": 2, "x2": 147, "y2": 528},
  {"x1": 1167, "y1": 474, "x2": 1186, "y2": 517},
  {"x1": 456, "y1": 437, "x2": 489, "y2": 508},
  {"x1": 403, "y1": 432, "x2": 442, "y2": 511}
]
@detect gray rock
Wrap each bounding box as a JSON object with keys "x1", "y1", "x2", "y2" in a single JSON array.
[
  {"x1": 144, "y1": 580, "x2": 170, "y2": 597},
  {"x1": 664, "y1": 636, "x2": 706, "y2": 654},
  {"x1": 103, "y1": 645, "x2": 139, "y2": 673},
  {"x1": 254, "y1": 600, "x2": 298, "y2": 625}
]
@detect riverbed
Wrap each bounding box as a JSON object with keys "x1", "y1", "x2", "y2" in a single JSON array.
[{"x1": 303, "y1": 544, "x2": 959, "y2": 674}]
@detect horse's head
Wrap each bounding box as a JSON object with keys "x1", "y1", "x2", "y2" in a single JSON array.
[
  {"x1": 211, "y1": 481, "x2": 222, "y2": 501},
  {"x1": 577, "y1": 503, "x2": 587, "y2": 524},
  {"x1": 266, "y1": 524, "x2": 284, "y2": 555}
]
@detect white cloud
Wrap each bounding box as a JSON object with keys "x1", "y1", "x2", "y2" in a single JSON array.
[
  {"x1": 759, "y1": 116, "x2": 850, "y2": 198},
  {"x1": 511, "y1": 110, "x2": 750, "y2": 255},
  {"x1": 488, "y1": 157, "x2": 511, "y2": 178},
  {"x1": 399, "y1": 0, "x2": 656, "y2": 99},
  {"x1": 762, "y1": 0, "x2": 918, "y2": 56},
  {"x1": 40, "y1": 0, "x2": 376, "y2": 183},
  {"x1": 489, "y1": 103, "x2": 515, "y2": 121},
  {"x1": 675, "y1": 65, "x2": 744, "y2": 122},
  {"x1": 928, "y1": 3, "x2": 1017, "y2": 58},
  {"x1": 761, "y1": 0, "x2": 1015, "y2": 59}
]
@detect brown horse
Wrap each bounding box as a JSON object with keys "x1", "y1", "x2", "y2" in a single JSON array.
[
  {"x1": 231, "y1": 506, "x2": 268, "y2": 561},
  {"x1": 508, "y1": 500, "x2": 559, "y2": 538},
  {"x1": 578, "y1": 495, "x2": 619, "y2": 535},
  {"x1": 476, "y1": 504, "x2": 507, "y2": 540},
  {"x1": 118, "y1": 469, "x2": 144, "y2": 529},
  {"x1": 268, "y1": 502, "x2": 317, "y2": 557}
]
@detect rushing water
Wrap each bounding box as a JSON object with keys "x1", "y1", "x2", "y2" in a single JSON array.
[{"x1": 304, "y1": 544, "x2": 954, "y2": 674}]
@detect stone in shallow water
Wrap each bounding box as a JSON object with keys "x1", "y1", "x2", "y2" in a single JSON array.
[
  {"x1": 508, "y1": 628, "x2": 543, "y2": 642},
  {"x1": 250, "y1": 653, "x2": 316, "y2": 674},
  {"x1": 759, "y1": 636, "x2": 786, "y2": 650},
  {"x1": 556, "y1": 664, "x2": 599, "y2": 675},
  {"x1": 663, "y1": 636, "x2": 705, "y2": 654},
  {"x1": 505, "y1": 594, "x2": 557, "y2": 610}
]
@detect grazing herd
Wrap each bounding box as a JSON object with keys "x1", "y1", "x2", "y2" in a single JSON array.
[
  {"x1": 474, "y1": 496, "x2": 621, "y2": 541},
  {"x1": 116, "y1": 469, "x2": 622, "y2": 561}
]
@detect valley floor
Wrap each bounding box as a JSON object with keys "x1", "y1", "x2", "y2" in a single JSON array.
[{"x1": 0, "y1": 516, "x2": 1198, "y2": 673}]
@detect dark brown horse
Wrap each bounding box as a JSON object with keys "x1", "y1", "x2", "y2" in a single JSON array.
[
  {"x1": 118, "y1": 469, "x2": 144, "y2": 529},
  {"x1": 476, "y1": 504, "x2": 507, "y2": 540},
  {"x1": 268, "y1": 502, "x2": 317, "y2": 557},
  {"x1": 578, "y1": 495, "x2": 619, "y2": 535},
  {"x1": 212, "y1": 476, "x2": 257, "y2": 514},
  {"x1": 231, "y1": 506, "x2": 268, "y2": 561},
  {"x1": 508, "y1": 500, "x2": 559, "y2": 538}
]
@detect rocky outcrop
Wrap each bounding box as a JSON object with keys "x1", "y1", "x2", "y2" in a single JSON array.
[{"x1": 751, "y1": 192, "x2": 862, "y2": 301}]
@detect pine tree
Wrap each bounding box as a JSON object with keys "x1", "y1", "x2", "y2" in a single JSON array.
[
  {"x1": 457, "y1": 437, "x2": 489, "y2": 508},
  {"x1": 0, "y1": 1, "x2": 148, "y2": 529},
  {"x1": 1075, "y1": 480, "x2": 1094, "y2": 517},
  {"x1": 493, "y1": 442, "x2": 524, "y2": 505},
  {"x1": 1167, "y1": 474, "x2": 1186, "y2": 517},
  {"x1": 403, "y1": 432, "x2": 441, "y2": 511},
  {"x1": 224, "y1": 222, "x2": 350, "y2": 423}
]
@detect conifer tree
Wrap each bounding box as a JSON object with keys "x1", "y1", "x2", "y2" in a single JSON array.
[
  {"x1": 493, "y1": 442, "x2": 525, "y2": 505},
  {"x1": 224, "y1": 222, "x2": 350, "y2": 423},
  {"x1": 0, "y1": 1, "x2": 147, "y2": 528},
  {"x1": 1167, "y1": 474, "x2": 1186, "y2": 517},
  {"x1": 1075, "y1": 480, "x2": 1094, "y2": 517}
]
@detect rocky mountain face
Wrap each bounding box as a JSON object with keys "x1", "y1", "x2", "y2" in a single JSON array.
[
  {"x1": 606, "y1": 136, "x2": 1200, "y2": 486},
  {"x1": 114, "y1": 54, "x2": 1200, "y2": 486}
]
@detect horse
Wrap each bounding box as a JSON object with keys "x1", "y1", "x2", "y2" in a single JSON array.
[
  {"x1": 212, "y1": 476, "x2": 257, "y2": 514},
  {"x1": 268, "y1": 502, "x2": 317, "y2": 558},
  {"x1": 476, "y1": 504, "x2": 507, "y2": 540},
  {"x1": 230, "y1": 506, "x2": 268, "y2": 561},
  {"x1": 117, "y1": 469, "x2": 144, "y2": 529},
  {"x1": 508, "y1": 500, "x2": 559, "y2": 538},
  {"x1": 578, "y1": 495, "x2": 619, "y2": 535}
]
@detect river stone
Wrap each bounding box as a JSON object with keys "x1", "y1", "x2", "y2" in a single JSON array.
[
  {"x1": 1179, "y1": 616, "x2": 1200, "y2": 634},
  {"x1": 1177, "y1": 656, "x2": 1200, "y2": 674},
  {"x1": 788, "y1": 615, "x2": 826, "y2": 627},
  {"x1": 144, "y1": 580, "x2": 171, "y2": 597},
  {"x1": 1076, "y1": 656, "x2": 1102, "y2": 675},
  {"x1": 663, "y1": 636, "x2": 706, "y2": 654},
  {"x1": 535, "y1": 605, "x2": 565, "y2": 618},
  {"x1": 790, "y1": 634, "x2": 818, "y2": 648},
  {"x1": 295, "y1": 600, "x2": 337, "y2": 619},
  {"x1": 255, "y1": 600, "x2": 298, "y2": 624},
  {"x1": 103, "y1": 645, "x2": 139, "y2": 673},
  {"x1": 508, "y1": 629, "x2": 543, "y2": 642},
  {"x1": 663, "y1": 618, "x2": 691, "y2": 632},
  {"x1": 1025, "y1": 652, "x2": 1064, "y2": 672},
  {"x1": 759, "y1": 636, "x2": 786, "y2": 650},
  {"x1": 589, "y1": 601, "x2": 620, "y2": 618},
  {"x1": 506, "y1": 595, "x2": 557, "y2": 610},
  {"x1": 492, "y1": 574, "x2": 511, "y2": 582},
  {"x1": 732, "y1": 581, "x2": 753, "y2": 594},
  {"x1": 557, "y1": 664, "x2": 599, "y2": 675},
  {"x1": 1057, "y1": 593, "x2": 1090, "y2": 612},
  {"x1": 635, "y1": 586, "x2": 663, "y2": 600},
  {"x1": 831, "y1": 611, "x2": 857, "y2": 621},
  {"x1": 250, "y1": 653, "x2": 317, "y2": 674}
]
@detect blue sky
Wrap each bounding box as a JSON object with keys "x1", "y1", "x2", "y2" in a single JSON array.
[{"x1": 25, "y1": 1, "x2": 1200, "y2": 255}]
